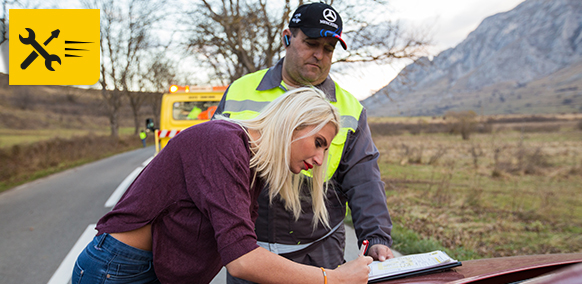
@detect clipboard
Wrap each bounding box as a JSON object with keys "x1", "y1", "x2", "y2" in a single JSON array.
[{"x1": 367, "y1": 250, "x2": 462, "y2": 283}]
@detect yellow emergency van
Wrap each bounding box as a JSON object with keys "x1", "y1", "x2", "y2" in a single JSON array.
[{"x1": 150, "y1": 85, "x2": 226, "y2": 153}]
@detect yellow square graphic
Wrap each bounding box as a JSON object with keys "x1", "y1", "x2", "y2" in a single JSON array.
[{"x1": 9, "y1": 9, "x2": 100, "y2": 85}]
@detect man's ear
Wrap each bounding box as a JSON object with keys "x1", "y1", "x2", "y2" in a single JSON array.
[{"x1": 282, "y1": 29, "x2": 292, "y2": 48}]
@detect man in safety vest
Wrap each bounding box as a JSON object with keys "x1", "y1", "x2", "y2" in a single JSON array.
[
  {"x1": 214, "y1": 3, "x2": 394, "y2": 283},
  {"x1": 139, "y1": 129, "x2": 147, "y2": 148}
]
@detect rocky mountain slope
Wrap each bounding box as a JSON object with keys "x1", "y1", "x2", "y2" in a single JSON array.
[{"x1": 362, "y1": 0, "x2": 582, "y2": 116}]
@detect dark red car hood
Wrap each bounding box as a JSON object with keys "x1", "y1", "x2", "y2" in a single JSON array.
[{"x1": 375, "y1": 253, "x2": 582, "y2": 284}]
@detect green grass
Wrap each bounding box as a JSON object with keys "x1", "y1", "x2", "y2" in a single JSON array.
[
  {"x1": 345, "y1": 211, "x2": 482, "y2": 261},
  {"x1": 391, "y1": 223, "x2": 481, "y2": 261}
]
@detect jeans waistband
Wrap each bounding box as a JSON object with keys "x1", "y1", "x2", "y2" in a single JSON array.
[{"x1": 94, "y1": 233, "x2": 153, "y2": 261}]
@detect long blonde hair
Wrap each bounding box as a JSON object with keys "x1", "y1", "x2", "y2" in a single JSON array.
[{"x1": 218, "y1": 87, "x2": 341, "y2": 229}]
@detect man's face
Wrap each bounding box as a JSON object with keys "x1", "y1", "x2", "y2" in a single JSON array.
[{"x1": 282, "y1": 29, "x2": 338, "y2": 87}]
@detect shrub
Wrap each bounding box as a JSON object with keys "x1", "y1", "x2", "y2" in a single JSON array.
[
  {"x1": 445, "y1": 110, "x2": 478, "y2": 140},
  {"x1": 369, "y1": 122, "x2": 451, "y2": 137},
  {"x1": 492, "y1": 144, "x2": 551, "y2": 176},
  {"x1": 0, "y1": 134, "x2": 143, "y2": 192},
  {"x1": 475, "y1": 122, "x2": 492, "y2": 133},
  {"x1": 11, "y1": 86, "x2": 35, "y2": 110},
  {"x1": 513, "y1": 125, "x2": 560, "y2": 133}
]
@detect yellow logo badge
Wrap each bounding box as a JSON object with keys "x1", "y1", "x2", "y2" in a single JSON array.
[{"x1": 9, "y1": 9, "x2": 100, "y2": 85}]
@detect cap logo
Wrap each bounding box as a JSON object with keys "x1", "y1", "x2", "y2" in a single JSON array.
[
  {"x1": 323, "y1": 9, "x2": 336, "y2": 22},
  {"x1": 292, "y1": 13, "x2": 301, "y2": 24}
]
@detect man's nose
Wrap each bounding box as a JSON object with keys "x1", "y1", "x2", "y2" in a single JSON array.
[{"x1": 313, "y1": 47, "x2": 324, "y2": 60}]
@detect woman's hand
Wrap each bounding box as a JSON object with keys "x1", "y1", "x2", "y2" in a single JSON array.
[{"x1": 327, "y1": 255, "x2": 373, "y2": 284}]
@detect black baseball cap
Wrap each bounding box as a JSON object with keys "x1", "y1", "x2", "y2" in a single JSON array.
[{"x1": 289, "y1": 2, "x2": 347, "y2": 50}]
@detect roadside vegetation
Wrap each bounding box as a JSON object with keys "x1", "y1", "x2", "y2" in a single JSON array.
[
  {"x1": 369, "y1": 113, "x2": 582, "y2": 260},
  {"x1": 0, "y1": 131, "x2": 153, "y2": 193},
  {"x1": 2, "y1": 77, "x2": 581, "y2": 261},
  {"x1": 0, "y1": 75, "x2": 156, "y2": 193}
]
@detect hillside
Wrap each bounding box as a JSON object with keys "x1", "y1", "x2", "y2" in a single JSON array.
[
  {"x1": 362, "y1": 0, "x2": 582, "y2": 116},
  {"x1": 0, "y1": 73, "x2": 154, "y2": 131}
]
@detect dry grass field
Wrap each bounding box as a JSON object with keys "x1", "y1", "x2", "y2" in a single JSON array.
[
  {"x1": 371, "y1": 115, "x2": 582, "y2": 260},
  {"x1": 0, "y1": 73, "x2": 156, "y2": 192},
  {"x1": 2, "y1": 72, "x2": 580, "y2": 260}
]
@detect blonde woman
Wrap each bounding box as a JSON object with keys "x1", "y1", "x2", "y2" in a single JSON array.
[{"x1": 72, "y1": 87, "x2": 372, "y2": 284}]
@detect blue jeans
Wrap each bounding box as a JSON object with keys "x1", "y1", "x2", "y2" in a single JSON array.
[{"x1": 72, "y1": 233, "x2": 159, "y2": 284}]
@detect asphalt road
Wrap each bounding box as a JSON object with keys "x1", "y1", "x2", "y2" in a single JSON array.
[
  {"x1": 0, "y1": 146, "x2": 155, "y2": 284},
  {"x1": 0, "y1": 146, "x2": 398, "y2": 283}
]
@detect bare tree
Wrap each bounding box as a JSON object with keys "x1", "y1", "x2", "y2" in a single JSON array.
[
  {"x1": 331, "y1": 1, "x2": 431, "y2": 64},
  {"x1": 84, "y1": 0, "x2": 123, "y2": 137},
  {"x1": 184, "y1": 0, "x2": 430, "y2": 85},
  {"x1": 1, "y1": 0, "x2": 54, "y2": 45},
  {"x1": 124, "y1": 35, "x2": 150, "y2": 135},
  {"x1": 445, "y1": 110, "x2": 478, "y2": 140},
  {"x1": 144, "y1": 54, "x2": 176, "y2": 127},
  {"x1": 185, "y1": 0, "x2": 293, "y2": 85},
  {"x1": 0, "y1": 0, "x2": 14, "y2": 44},
  {"x1": 333, "y1": 20, "x2": 430, "y2": 64},
  {"x1": 82, "y1": 0, "x2": 166, "y2": 136}
]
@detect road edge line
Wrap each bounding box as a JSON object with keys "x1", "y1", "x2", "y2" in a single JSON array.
[{"x1": 47, "y1": 224, "x2": 97, "y2": 284}]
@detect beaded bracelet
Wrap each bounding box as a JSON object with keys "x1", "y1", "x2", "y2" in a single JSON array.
[{"x1": 320, "y1": 267, "x2": 327, "y2": 284}]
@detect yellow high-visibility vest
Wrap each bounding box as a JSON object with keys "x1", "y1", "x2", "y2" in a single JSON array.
[{"x1": 222, "y1": 70, "x2": 363, "y2": 180}]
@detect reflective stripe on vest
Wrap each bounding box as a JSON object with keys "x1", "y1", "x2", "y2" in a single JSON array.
[{"x1": 223, "y1": 70, "x2": 363, "y2": 180}]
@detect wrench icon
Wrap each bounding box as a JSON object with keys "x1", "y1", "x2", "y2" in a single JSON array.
[{"x1": 19, "y1": 28, "x2": 61, "y2": 71}]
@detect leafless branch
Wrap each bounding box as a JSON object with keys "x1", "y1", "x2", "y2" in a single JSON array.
[{"x1": 185, "y1": 0, "x2": 430, "y2": 83}]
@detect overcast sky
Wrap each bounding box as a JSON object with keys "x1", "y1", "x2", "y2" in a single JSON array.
[
  {"x1": 1, "y1": 0, "x2": 527, "y2": 98},
  {"x1": 336, "y1": 0, "x2": 527, "y2": 100}
]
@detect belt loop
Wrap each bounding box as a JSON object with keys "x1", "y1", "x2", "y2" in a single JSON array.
[{"x1": 96, "y1": 233, "x2": 108, "y2": 248}]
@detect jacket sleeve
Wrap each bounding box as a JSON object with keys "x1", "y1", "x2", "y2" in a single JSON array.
[{"x1": 336, "y1": 108, "x2": 393, "y2": 248}]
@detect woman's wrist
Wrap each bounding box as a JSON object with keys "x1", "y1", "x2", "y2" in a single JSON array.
[{"x1": 325, "y1": 268, "x2": 340, "y2": 284}]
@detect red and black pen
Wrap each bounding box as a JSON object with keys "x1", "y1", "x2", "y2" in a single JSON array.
[{"x1": 359, "y1": 239, "x2": 369, "y2": 257}]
